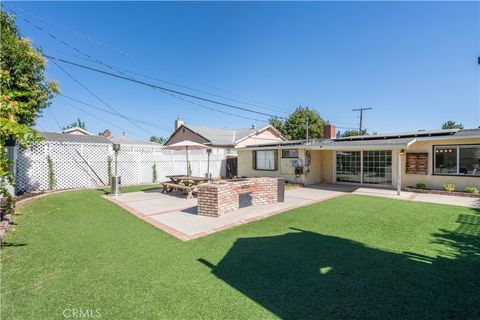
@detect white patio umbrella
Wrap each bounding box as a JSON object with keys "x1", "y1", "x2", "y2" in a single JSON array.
[{"x1": 164, "y1": 140, "x2": 209, "y2": 176}]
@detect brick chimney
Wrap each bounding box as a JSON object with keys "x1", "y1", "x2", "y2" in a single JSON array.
[
  {"x1": 175, "y1": 117, "x2": 184, "y2": 130},
  {"x1": 102, "y1": 129, "x2": 112, "y2": 138},
  {"x1": 323, "y1": 124, "x2": 336, "y2": 140}
]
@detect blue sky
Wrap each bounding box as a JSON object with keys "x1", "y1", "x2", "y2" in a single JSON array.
[{"x1": 5, "y1": 1, "x2": 480, "y2": 139}]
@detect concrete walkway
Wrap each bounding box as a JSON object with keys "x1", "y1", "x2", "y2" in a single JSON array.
[
  {"x1": 351, "y1": 187, "x2": 480, "y2": 208},
  {"x1": 105, "y1": 185, "x2": 351, "y2": 240},
  {"x1": 105, "y1": 184, "x2": 479, "y2": 241}
]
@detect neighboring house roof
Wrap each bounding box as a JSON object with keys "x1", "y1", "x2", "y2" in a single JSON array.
[
  {"x1": 38, "y1": 132, "x2": 111, "y2": 144},
  {"x1": 59, "y1": 127, "x2": 94, "y2": 136},
  {"x1": 166, "y1": 124, "x2": 286, "y2": 146},
  {"x1": 110, "y1": 136, "x2": 159, "y2": 145},
  {"x1": 242, "y1": 129, "x2": 480, "y2": 150}
]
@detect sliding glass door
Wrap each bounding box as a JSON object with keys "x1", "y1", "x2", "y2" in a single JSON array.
[
  {"x1": 336, "y1": 151, "x2": 361, "y2": 183},
  {"x1": 336, "y1": 150, "x2": 393, "y2": 185},
  {"x1": 362, "y1": 150, "x2": 392, "y2": 185}
]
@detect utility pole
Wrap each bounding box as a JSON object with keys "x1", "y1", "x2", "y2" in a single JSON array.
[
  {"x1": 305, "y1": 117, "x2": 309, "y2": 144},
  {"x1": 352, "y1": 107, "x2": 372, "y2": 134}
]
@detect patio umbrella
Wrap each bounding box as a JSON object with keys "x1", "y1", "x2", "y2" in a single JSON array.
[{"x1": 164, "y1": 140, "x2": 209, "y2": 176}]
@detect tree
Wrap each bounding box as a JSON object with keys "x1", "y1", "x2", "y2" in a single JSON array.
[
  {"x1": 269, "y1": 106, "x2": 325, "y2": 140},
  {"x1": 63, "y1": 118, "x2": 86, "y2": 130},
  {"x1": 149, "y1": 136, "x2": 166, "y2": 144},
  {"x1": 341, "y1": 129, "x2": 367, "y2": 137},
  {"x1": 442, "y1": 121, "x2": 463, "y2": 130},
  {"x1": 0, "y1": 10, "x2": 59, "y2": 214}
]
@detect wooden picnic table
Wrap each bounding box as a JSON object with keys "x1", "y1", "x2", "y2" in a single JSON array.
[
  {"x1": 166, "y1": 175, "x2": 209, "y2": 186},
  {"x1": 161, "y1": 175, "x2": 210, "y2": 199}
]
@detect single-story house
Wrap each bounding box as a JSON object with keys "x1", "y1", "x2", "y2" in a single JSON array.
[
  {"x1": 165, "y1": 118, "x2": 286, "y2": 154},
  {"x1": 238, "y1": 124, "x2": 480, "y2": 193}
]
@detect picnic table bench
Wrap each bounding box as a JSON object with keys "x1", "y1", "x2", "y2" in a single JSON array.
[
  {"x1": 161, "y1": 175, "x2": 210, "y2": 199},
  {"x1": 160, "y1": 182, "x2": 196, "y2": 199}
]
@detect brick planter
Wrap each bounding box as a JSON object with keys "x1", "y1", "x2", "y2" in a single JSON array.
[{"x1": 197, "y1": 178, "x2": 279, "y2": 217}]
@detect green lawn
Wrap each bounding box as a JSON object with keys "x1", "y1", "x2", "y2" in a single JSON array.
[{"x1": 1, "y1": 190, "x2": 479, "y2": 319}]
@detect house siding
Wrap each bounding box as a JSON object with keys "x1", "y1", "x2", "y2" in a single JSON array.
[
  {"x1": 238, "y1": 136, "x2": 479, "y2": 191},
  {"x1": 238, "y1": 149, "x2": 304, "y2": 183},
  {"x1": 401, "y1": 137, "x2": 479, "y2": 191}
]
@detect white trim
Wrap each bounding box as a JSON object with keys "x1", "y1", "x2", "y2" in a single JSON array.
[
  {"x1": 396, "y1": 148, "x2": 401, "y2": 195},
  {"x1": 360, "y1": 150, "x2": 364, "y2": 184},
  {"x1": 433, "y1": 144, "x2": 480, "y2": 176},
  {"x1": 234, "y1": 125, "x2": 287, "y2": 144},
  {"x1": 59, "y1": 127, "x2": 94, "y2": 136}
]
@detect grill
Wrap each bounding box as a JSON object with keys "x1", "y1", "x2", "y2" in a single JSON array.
[{"x1": 239, "y1": 192, "x2": 252, "y2": 208}]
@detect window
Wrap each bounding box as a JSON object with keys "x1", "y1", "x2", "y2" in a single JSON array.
[
  {"x1": 282, "y1": 149, "x2": 299, "y2": 158},
  {"x1": 336, "y1": 151, "x2": 361, "y2": 183},
  {"x1": 434, "y1": 145, "x2": 480, "y2": 176},
  {"x1": 256, "y1": 150, "x2": 275, "y2": 170},
  {"x1": 225, "y1": 148, "x2": 238, "y2": 156},
  {"x1": 336, "y1": 150, "x2": 392, "y2": 185},
  {"x1": 363, "y1": 150, "x2": 392, "y2": 185}
]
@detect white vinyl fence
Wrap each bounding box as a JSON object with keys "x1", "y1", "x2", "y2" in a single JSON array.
[{"x1": 15, "y1": 141, "x2": 226, "y2": 193}]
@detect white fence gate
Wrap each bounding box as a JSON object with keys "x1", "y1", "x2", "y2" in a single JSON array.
[{"x1": 15, "y1": 141, "x2": 226, "y2": 193}]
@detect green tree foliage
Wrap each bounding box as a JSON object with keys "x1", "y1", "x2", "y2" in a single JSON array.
[
  {"x1": 269, "y1": 106, "x2": 325, "y2": 140},
  {"x1": 442, "y1": 121, "x2": 464, "y2": 130},
  {"x1": 63, "y1": 118, "x2": 87, "y2": 130},
  {"x1": 0, "y1": 10, "x2": 59, "y2": 212},
  {"x1": 149, "y1": 136, "x2": 166, "y2": 144},
  {"x1": 341, "y1": 129, "x2": 367, "y2": 137}
]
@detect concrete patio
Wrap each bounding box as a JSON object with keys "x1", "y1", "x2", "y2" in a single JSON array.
[{"x1": 105, "y1": 184, "x2": 479, "y2": 241}]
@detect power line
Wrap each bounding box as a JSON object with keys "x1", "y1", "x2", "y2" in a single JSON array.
[
  {"x1": 13, "y1": 13, "x2": 271, "y2": 123},
  {"x1": 8, "y1": 3, "x2": 291, "y2": 114},
  {"x1": 59, "y1": 97, "x2": 150, "y2": 139},
  {"x1": 59, "y1": 94, "x2": 172, "y2": 132},
  {"x1": 11, "y1": 8, "x2": 353, "y2": 126},
  {"x1": 44, "y1": 54, "x2": 284, "y2": 119},
  {"x1": 47, "y1": 107, "x2": 63, "y2": 129},
  {"x1": 49, "y1": 58, "x2": 157, "y2": 137}
]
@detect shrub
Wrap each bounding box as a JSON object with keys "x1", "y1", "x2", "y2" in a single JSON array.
[
  {"x1": 415, "y1": 183, "x2": 426, "y2": 189},
  {"x1": 443, "y1": 184, "x2": 455, "y2": 192},
  {"x1": 464, "y1": 187, "x2": 479, "y2": 194},
  {"x1": 152, "y1": 163, "x2": 157, "y2": 183},
  {"x1": 47, "y1": 155, "x2": 56, "y2": 190}
]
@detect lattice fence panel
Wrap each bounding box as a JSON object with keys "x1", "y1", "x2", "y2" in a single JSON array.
[{"x1": 16, "y1": 142, "x2": 227, "y2": 193}]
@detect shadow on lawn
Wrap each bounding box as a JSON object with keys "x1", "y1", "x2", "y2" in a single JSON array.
[{"x1": 199, "y1": 212, "x2": 480, "y2": 320}]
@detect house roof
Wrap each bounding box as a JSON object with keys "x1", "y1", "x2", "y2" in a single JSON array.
[
  {"x1": 38, "y1": 132, "x2": 111, "y2": 144},
  {"x1": 170, "y1": 124, "x2": 285, "y2": 146},
  {"x1": 309, "y1": 137, "x2": 417, "y2": 150},
  {"x1": 242, "y1": 129, "x2": 480, "y2": 150},
  {"x1": 334, "y1": 129, "x2": 466, "y2": 141},
  {"x1": 110, "y1": 136, "x2": 159, "y2": 145}
]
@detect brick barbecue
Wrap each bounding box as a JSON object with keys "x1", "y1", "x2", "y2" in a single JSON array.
[{"x1": 197, "y1": 178, "x2": 279, "y2": 217}]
